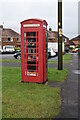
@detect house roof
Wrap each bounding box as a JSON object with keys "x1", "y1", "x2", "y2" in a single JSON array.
[
  {"x1": 0, "y1": 26, "x2": 20, "y2": 38},
  {"x1": 69, "y1": 40, "x2": 75, "y2": 45},
  {"x1": 48, "y1": 31, "x2": 69, "y2": 39},
  {"x1": 71, "y1": 35, "x2": 80, "y2": 41},
  {"x1": 0, "y1": 29, "x2": 2, "y2": 36},
  {"x1": 48, "y1": 31, "x2": 57, "y2": 38}
]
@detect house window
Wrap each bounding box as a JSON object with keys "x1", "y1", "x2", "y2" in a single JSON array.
[
  {"x1": 17, "y1": 38, "x2": 21, "y2": 42},
  {"x1": 8, "y1": 38, "x2": 11, "y2": 42},
  {"x1": 0, "y1": 38, "x2": 1, "y2": 41},
  {"x1": 64, "y1": 38, "x2": 67, "y2": 42},
  {"x1": 6, "y1": 38, "x2": 13, "y2": 42}
]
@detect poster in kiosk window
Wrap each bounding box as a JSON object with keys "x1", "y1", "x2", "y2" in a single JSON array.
[{"x1": 21, "y1": 18, "x2": 48, "y2": 83}]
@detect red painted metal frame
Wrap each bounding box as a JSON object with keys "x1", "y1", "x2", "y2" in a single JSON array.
[{"x1": 21, "y1": 19, "x2": 48, "y2": 83}]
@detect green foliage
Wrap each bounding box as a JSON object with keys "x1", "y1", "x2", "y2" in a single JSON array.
[
  {"x1": 69, "y1": 47, "x2": 74, "y2": 52},
  {"x1": 14, "y1": 47, "x2": 20, "y2": 52},
  {"x1": 78, "y1": 47, "x2": 80, "y2": 55}
]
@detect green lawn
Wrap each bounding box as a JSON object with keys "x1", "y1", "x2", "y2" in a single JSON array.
[
  {"x1": 48, "y1": 60, "x2": 70, "y2": 64},
  {"x1": 48, "y1": 68, "x2": 68, "y2": 82},
  {"x1": 2, "y1": 67, "x2": 61, "y2": 118},
  {"x1": 48, "y1": 54, "x2": 72, "y2": 64},
  {"x1": 63, "y1": 54, "x2": 72, "y2": 60},
  {"x1": 0, "y1": 59, "x2": 20, "y2": 63}
]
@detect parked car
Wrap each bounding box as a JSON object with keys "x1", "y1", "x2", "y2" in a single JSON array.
[
  {"x1": 0, "y1": 48, "x2": 3, "y2": 53},
  {"x1": 2, "y1": 46, "x2": 15, "y2": 53},
  {"x1": 14, "y1": 50, "x2": 51, "y2": 59},
  {"x1": 72, "y1": 48, "x2": 78, "y2": 53},
  {"x1": 48, "y1": 50, "x2": 51, "y2": 58},
  {"x1": 48, "y1": 48, "x2": 56, "y2": 57},
  {"x1": 14, "y1": 51, "x2": 21, "y2": 59},
  {"x1": 65, "y1": 47, "x2": 69, "y2": 53}
]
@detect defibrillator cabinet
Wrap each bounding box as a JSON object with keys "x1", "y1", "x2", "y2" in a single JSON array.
[{"x1": 21, "y1": 18, "x2": 48, "y2": 83}]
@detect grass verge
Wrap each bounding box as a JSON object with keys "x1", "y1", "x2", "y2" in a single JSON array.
[
  {"x1": 63, "y1": 54, "x2": 72, "y2": 60},
  {"x1": 48, "y1": 60, "x2": 70, "y2": 64},
  {"x1": 48, "y1": 54, "x2": 72, "y2": 64},
  {"x1": 48, "y1": 68, "x2": 68, "y2": 82},
  {"x1": 0, "y1": 59, "x2": 20, "y2": 63},
  {"x1": 2, "y1": 67, "x2": 61, "y2": 118}
]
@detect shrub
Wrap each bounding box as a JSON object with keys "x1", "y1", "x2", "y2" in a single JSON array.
[
  {"x1": 78, "y1": 47, "x2": 80, "y2": 55},
  {"x1": 14, "y1": 47, "x2": 20, "y2": 52},
  {"x1": 69, "y1": 47, "x2": 74, "y2": 52}
]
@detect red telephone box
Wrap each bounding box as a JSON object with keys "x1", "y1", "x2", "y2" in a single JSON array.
[{"x1": 21, "y1": 18, "x2": 48, "y2": 83}]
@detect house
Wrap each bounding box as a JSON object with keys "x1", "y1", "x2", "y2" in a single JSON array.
[
  {"x1": 48, "y1": 30, "x2": 69, "y2": 46},
  {"x1": 69, "y1": 40, "x2": 75, "y2": 48},
  {"x1": 0, "y1": 25, "x2": 20, "y2": 49},
  {"x1": 70, "y1": 35, "x2": 80, "y2": 48}
]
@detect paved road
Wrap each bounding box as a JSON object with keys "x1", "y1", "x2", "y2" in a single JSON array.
[
  {"x1": 0, "y1": 53, "x2": 14, "y2": 60},
  {"x1": 0, "y1": 54, "x2": 58, "y2": 60},
  {"x1": 48, "y1": 54, "x2": 79, "y2": 118},
  {"x1": 0, "y1": 53, "x2": 58, "y2": 67}
]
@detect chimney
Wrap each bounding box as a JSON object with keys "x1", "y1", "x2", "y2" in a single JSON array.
[
  {"x1": 49, "y1": 27, "x2": 52, "y2": 31},
  {"x1": 0, "y1": 25, "x2": 3, "y2": 29}
]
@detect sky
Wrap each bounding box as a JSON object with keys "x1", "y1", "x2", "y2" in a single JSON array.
[{"x1": 0, "y1": 0, "x2": 79, "y2": 39}]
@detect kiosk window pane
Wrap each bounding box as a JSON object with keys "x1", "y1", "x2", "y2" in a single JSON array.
[
  {"x1": 24, "y1": 32, "x2": 26, "y2": 37},
  {"x1": 27, "y1": 70, "x2": 36, "y2": 76},
  {"x1": 37, "y1": 38, "x2": 38, "y2": 42},
  {"x1": 45, "y1": 31, "x2": 48, "y2": 75},
  {"x1": 27, "y1": 43, "x2": 36, "y2": 48},
  {"x1": 27, "y1": 49, "x2": 36, "y2": 53},
  {"x1": 27, "y1": 38, "x2": 36, "y2": 42},
  {"x1": 24, "y1": 31, "x2": 39, "y2": 76},
  {"x1": 27, "y1": 32, "x2": 36, "y2": 36},
  {"x1": 27, "y1": 55, "x2": 36, "y2": 62},
  {"x1": 37, "y1": 32, "x2": 38, "y2": 36}
]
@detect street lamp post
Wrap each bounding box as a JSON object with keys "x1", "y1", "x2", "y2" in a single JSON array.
[{"x1": 58, "y1": 0, "x2": 63, "y2": 70}]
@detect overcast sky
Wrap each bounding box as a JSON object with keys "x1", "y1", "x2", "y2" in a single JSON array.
[{"x1": 0, "y1": 0, "x2": 79, "y2": 39}]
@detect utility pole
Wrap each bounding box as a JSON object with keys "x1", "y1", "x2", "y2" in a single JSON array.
[{"x1": 58, "y1": 0, "x2": 63, "y2": 70}]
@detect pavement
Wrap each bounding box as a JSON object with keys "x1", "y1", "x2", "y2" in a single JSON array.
[
  {"x1": 50, "y1": 54, "x2": 79, "y2": 119},
  {"x1": 48, "y1": 54, "x2": 79, "y2": 118}
]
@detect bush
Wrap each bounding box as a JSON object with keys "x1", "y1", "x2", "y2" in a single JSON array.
[
  {"x1": 14, "y1": 47, "x2": 20, "y2": 52},
  {"x1": 78, "y1": 47, "x2": 80, "y2": 55},
  {"x1": 69, "y1": 47, "x2": 74, "y2": 52}
]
